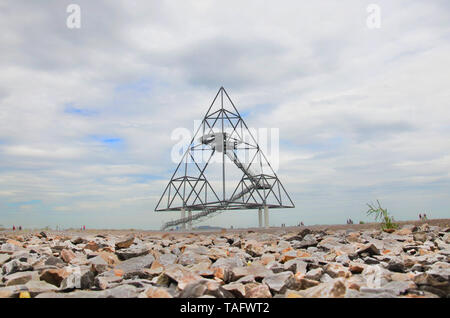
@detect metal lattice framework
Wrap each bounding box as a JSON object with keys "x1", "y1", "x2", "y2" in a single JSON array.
[{"x1": 155, "y1": 87, "x2": 294, "y2": 230}]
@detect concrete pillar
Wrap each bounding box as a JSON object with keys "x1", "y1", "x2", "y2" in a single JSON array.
[
  {"x1": 258, "y1": 208, "x2": 263, "y2": 228},
  {"x1": 264, "y1": 205, "x2": 269, "y2": 228},
  {"x1": 188, "y1": 210, "x2": 192, "y2": 230},
  {"x1": 181, "y1": 208, "x2": 186, "y2": 230}
]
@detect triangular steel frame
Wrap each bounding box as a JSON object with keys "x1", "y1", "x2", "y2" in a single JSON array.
[{"x1": 155, "y1": 87, "x2": 294, "y2": 218}]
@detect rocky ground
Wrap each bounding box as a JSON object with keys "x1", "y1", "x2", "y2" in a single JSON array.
[{"x1": 0, "y1": 221, "x2": 449, "y2": 298}]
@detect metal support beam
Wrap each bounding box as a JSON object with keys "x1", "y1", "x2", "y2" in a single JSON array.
[
  {"x1": 188, "y1": 210, "x2": 192, "y2": 230},
  {"x1": 156, "y1": 87, "x2": 295, "y2": 231},
  {"x1": 181, "y1": 208, "x2": 186, "y2": 230},
  {"x1": 264, "y1": 205, "x2": 269, "y2": 228},
  {"x1": 258, "y1": 208, "x2": 263, "y2": 228}
]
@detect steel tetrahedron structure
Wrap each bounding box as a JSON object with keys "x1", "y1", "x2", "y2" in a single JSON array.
[{"x1": 155, "y1": 87, "x2": 294, "y2": 230}]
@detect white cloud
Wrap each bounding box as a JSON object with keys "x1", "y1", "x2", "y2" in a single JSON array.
[{"x1": 0, "y1": 1, "x2": 449, "y2": 229}]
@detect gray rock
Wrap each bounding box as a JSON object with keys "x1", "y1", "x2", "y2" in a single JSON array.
[
  {"x1": 0, "y1": 285, "x2": 28, "y2": 298},
  {"x1": 413, "y1": 266, "x2": 450, "y2": 297},
  {"x1": 158, "y1": 253, "x2": 178, "y2": 267},
  {"x1": 236, "y1": 275, "x2": 256, "y2": 284},
  {"x1": 305, "y1": 268, "x2": 324, "y2": 281},
  {"x1": 1, "y1": 243, "x2": 23, "y2": 253},
  {"x1": 0, "y1": 254, "x2": 11, "y2": 266},
  {"x1": 3, "y1": 271, "x2": 38, "y2": 286},
  {"x1": 293, "y1": 228, "x2": 313, "y2": 240},
  {"x1": 335, "y1": 254, "x2": 350, "y2": 265},
  {"x1": 119, "y1": 278, "x2": 153, "y2": 289},
  {"x1": 178, "y1": 252, "x2": 211, "y2": 266},
  {"x1": 112, "y1": 254, "x2": 155, "y2": 278},
  {"x1": 283, "y1": 259, "x2": 308, "y2": 274},
  {"x1": 362, "y1": 265, "x2": 392, "y2": 288},
  {"x1": 115, "y1": 236, "x2": 135, "y2": 249},
  {"x1": 71, "y1": 237, "x2": 87, "y2": 245},
  {"x1": 357, "y1": 244, "x2": 380, "y2": 256},
  {"x1": 387, "y1": 258, "x2": 406, "y2": 273},
  {"x1": 37, "y1": 246, "x2": 53, "y2": 256},
  {"x1": 291, "y1": 236, "x2": 318, "y2": 249},
  {"x1": 179, "y1": 279, "x2": 233, "y2": 298},
  {"x1": 88, "y1": 255, "x2": 109, "y2": 274},
  {"x1": 298, "y1": 278, "x2": 347, "y2": 298},
  {"x1": 44, "y1": 256, "x2": 66, "y2": 267},
  {"x1": 324, "y1": 263, "x2": 350, "y2": 278},
  {"x1": 411, "y1": 263, "x2": 423, "y2": 272},
  {"x1": 2, "y1": 259, "x2": 32, "y2": 275},
  {"x1": 60, "y1": 267, "x2": 95, "y2": 290},
  {"x1": 222, "y1": 282, "x2": 246, "y2": 298},
  {"x1": 35, "y1": 290, "x2": 103, "y2": 298},
  {"x1": 382, "y1": 281, "x2": 415, "y2": 295},
  {"x1": 231, "y1": 264, "x2": 273, "y2": 281},
  {"x1": 307, "y1": 247, "x2": 319, "y2": 253},
  {"x1": 266, "y1": 261, "x2": 285, "y2": 273},
  {"x1": 116, "y1": 245, "x2": 150, "y2": 260},
  {"x1": 25, "y1": 280, "x2": 59, "y2": 296},
  {"x1": 363, "y1": 256, "x2": 380, "y2": 264},
  {"x1": 211, "y1": 256, "x2": 245, "y2": 269},
  {"x1": 320, "y1": 273, "x2": 334, "y2": 283},
  {"x1": 262, "y1": 271, "x2": 296, "y2": 294},
  {"x1": 345, "y1": 288, "x2": 397, "y2": 298},
  {"x1": 317, "y1": 237, "x2": 345, "y2": 251},
  {"x1": 183, "y1": 245, "x2": 210, "y2": 255},
  {"x1": 418, "y1": 285, "x2": 447, "y2": 298},
  {"x1": 94, "y1": 273, "x2": 123, "y2": 290}
]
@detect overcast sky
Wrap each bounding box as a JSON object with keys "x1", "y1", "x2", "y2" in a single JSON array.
[{"x1": 0, "y1": 1, "x2": 449, "y2": 230}]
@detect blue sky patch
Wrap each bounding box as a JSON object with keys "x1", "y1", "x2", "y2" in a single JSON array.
[
  {"x1": 102, "y1": 138, "x2": 122, "y2": 144},
  {"x1": 114, "y1": 78, "x2": 154, "y2": 94},
  {"x1": 6, "y1": 199, "x2": 42, "y2": 207},
  {"x1": 88, "y1": 135, "x2": 124, "y2": 150},
  {"x1": 132, "y1": 174, "x2": 163, "y2": 183},
  {"x1": 64, "y1": 103, "x2": 97, "y2": 116}
]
